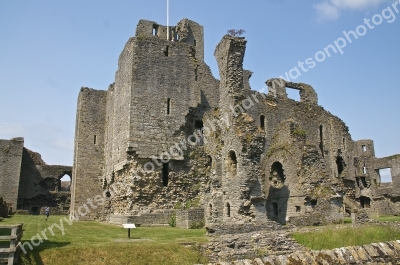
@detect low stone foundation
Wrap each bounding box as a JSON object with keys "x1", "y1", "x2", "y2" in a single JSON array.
[
  {"x1": 203, "y1": 229, "x2": 305, "y2": 262},
  {"x1": 109, "y1": 210, "x2": 174, "y2": 226},
  {"x1": 203, "y1": 240, "x2": 400, "y2": 264},
  {"x1": 176, "y1": 208, "x2": 205, "y2": 229}
]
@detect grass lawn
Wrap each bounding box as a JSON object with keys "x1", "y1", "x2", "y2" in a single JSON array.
[
  {"x1": 291, "y1": 224, "x2": 400, "y2": 250},
  {"x1": 0, "y1": 215, "x2": 208, "y2": 265},
  {"x1": 373, "y1": 215, "x2": 400, "y2": 222}
]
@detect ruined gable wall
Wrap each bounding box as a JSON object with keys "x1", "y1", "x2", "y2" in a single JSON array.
[
  {"x1": 0, "y1": 137, "x2": 24, "y2": 211},
  {"x1": 71, "y1": 87, "x2": 107, "y2": 219}
]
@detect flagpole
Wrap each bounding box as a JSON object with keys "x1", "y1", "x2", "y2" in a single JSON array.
[{"x1": 167, "y1": 0, "x2": 169, "y2": 40}]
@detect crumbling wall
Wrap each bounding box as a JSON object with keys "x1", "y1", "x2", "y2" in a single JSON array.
[
  {"x1": 0, "y1": 137, "x2": 24, "y2": 212},
  {"x1": 204, "y1": 240, "x2": 400, "y2": 265},
  {"x1": 71, "y1": 87, "x2": 107, "y2": 220},
  {"x1": 18, "y1": 147, "x2": 71, "y2": 214},
  {"x1": 99, "y1": 19, "x2": 219, "y2": 218}
]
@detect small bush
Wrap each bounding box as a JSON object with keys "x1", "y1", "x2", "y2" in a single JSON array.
[
  {"x1": 189, "y1": 220, "x2": 205, "y2": 229},
  {"x1": 227, "y1": 29, "x2": 245, "y2": 37},
  {"x1": 168, "y1": 211, "x2": 176, "y2": 227}
]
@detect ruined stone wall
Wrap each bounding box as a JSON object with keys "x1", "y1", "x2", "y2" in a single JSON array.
[
  {"x1": 71, "y1": 87, "x2": 107, "y2": 219},
  {"x1": 18, "y1": 148, "x2": 71, "y2": 214},
  {"x1": 176, "y1": 208, "x2": 205, "y2": 228},
  {"x1": 0, "y1": 138, "x2": 24, "y2": 212},
  {"x1": 100, "y1": 19, "x2": 219, "y2": 217},
  {"x1": 204, "y1": 35, "x2": 266, "y2": 227},
  {"x1": 204, "y1": 240, "x2": 400, "y2": 265}
]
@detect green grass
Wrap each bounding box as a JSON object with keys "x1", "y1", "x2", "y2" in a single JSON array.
[
  {"x1": 1, "y1": 215, "x2": 208, "y2": 265},
  {"x1": 292, "y1": 225, "x2": 400, "y2": 250},
  {"x1": 373, "y1": 215, "x2": 400, "y2": 222}
]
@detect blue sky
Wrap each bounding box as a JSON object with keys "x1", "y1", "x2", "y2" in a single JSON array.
[{"x1": 1, "y1": 0, "x2": 399, "y2": 169}]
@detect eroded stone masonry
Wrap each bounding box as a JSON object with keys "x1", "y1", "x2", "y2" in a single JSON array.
[
  {"x1": 70, "y1": 18, "x2": 400, "y2": 230},
  {"x1": 0, "y1": 137, "x2": 72, "y2": 215}
]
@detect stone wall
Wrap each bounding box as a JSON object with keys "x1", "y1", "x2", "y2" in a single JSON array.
[
  {"x1": 71, "y1": 87, "x2": 107, "y2": 220},
  {"x1": 0, "y1": 137, "x2": 24, "y2": 212},
  {"x1": 71, "y1": 17, "x2": 400, "y2": 228},
  {"x1": 176, "y1": 208, "x2": 205, "y2": 228},
  {"x1": 0, "y1": 196, "x2": 8, "y2": 217},
  {"x1": 203, "y1": 240, "x2": 400, "y2": 264},
  {"x1": 18, "y1": 148, "x2": 71, "y2": 214}
]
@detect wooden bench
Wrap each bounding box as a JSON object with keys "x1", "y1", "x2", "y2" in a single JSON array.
[
  {"x1": 122, "y1": 223, "x2": 136, "y2": 238},
  {"x1": 0, "y1": 224, "x2": 23, "y2": 265}
]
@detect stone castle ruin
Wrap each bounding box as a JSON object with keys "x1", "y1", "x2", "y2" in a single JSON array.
[
  {"x1": 0, "y1": 137, "x2": 72, "y2": 216},
  {"x1": 69, "y1": 18, "x2": 400, "y2": 227},
  {"x1": 1, "y1": 18, "x2": 398, "y2": 229}
]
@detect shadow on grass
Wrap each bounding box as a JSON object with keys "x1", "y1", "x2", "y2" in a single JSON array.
[{"x1": 19, "y1": 240, "x2": 70, "y2": 265}]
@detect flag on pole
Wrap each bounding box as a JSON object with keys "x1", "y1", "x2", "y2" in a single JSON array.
[{"x1": 167, "y1": 0, "x2": 169, "y2": 40}]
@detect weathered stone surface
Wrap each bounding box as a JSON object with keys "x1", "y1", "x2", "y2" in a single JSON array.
[
  {"x1": 202, "y1": 240, "x2": 400, "y2": 265},
  {"x1": 0, "y1": 138, "x2": 71, "y2": 214}
]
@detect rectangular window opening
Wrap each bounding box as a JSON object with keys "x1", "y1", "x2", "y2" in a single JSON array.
[
  {"x1": 152, "y1": 25, "x2": 158, "y2": 36},
  {"x1": 193, "y1": 39, "x2": 197, "y2": 46},
  {"x1": 94, "y1": 135, "x2": 97, "y2": 145},
  {"x1": 164, "y1": 45, "x2": 169, "y2": 56},
  {"x1": 162, "y1": 163, "x2": 169, "y2": 187},
  {"x1": 379, "y1": 168, "x2": 392, "y2": 183},
  {"x1": 362, "y1": 145, "x2": 367, "y2": 152},
  {"x1": 295, "y1": 206, "x2": 300, "y2": 212},
  {"x1": 286, "y1": 88, "x2": 300, "y2": 101}
]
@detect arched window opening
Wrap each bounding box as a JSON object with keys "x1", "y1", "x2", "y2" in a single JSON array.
[
  {"x1": 269, "y1": 162, "x2": 285, "y2": 188},
  {"x1": 59, "y1": 174, "x2": 71, "y2": 191},
  {"x1": 225, "y1": 203, "x2": 231, "y2": 217},
  {"x1": 260, "y1": 115, "x2": 265, "y2": 130},
  {"x1": 227, "y1": 151, "x2": 237, "y2": 177}
]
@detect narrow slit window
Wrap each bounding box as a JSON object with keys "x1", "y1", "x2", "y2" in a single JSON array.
[
  {"x1": 164, "y1": 45, "x2": 169, "y2": 56},
  {"x1": 226, "y1": 203, "x2": 230, "y2": 217},
  {"x1": 167, "y1": 98, "x2": 171, "y2": 115},
  {"x1": 94, "y1": 135, "x2": 97, "y2": 144},
  {"x1": 319, "y1": 125, "x2": 324, "y2": 157},
  {"x1": 193, "y1": 39, "x2": 196, "y2": 46},
  {"x1": 162, "y1": 163, "x2": 169, "y2": 187},
  {"x1": 260, "y1": 115, "x2": 265, "y2": 130}
]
